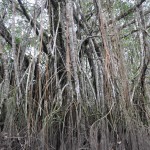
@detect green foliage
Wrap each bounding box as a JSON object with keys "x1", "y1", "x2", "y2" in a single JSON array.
[{"x1": 15, "y1": 37, "x2": 21, "y2": 44}]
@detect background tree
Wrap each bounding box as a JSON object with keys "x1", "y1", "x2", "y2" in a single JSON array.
[{"x1": 0, "y1": 0, "x2": 150, "y2": 149}]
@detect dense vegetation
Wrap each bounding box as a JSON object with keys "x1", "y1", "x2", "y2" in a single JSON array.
[{"x1": 0, "y1": 0, "x2": 150, "y2": 149}]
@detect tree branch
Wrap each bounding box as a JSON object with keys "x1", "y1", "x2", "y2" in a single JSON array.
[
  {"x1": 17, "y1": 0, "x2": 48, "y2": 54},
  {"x1": 0, "y1": 19, "x2": 29, "y2": 68},
  {"x1": 108, "y1": 0, "x2": 146, "y2": 24}
]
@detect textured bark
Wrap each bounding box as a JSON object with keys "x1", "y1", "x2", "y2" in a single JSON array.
[
  {"x1": 66, "y1": 1, "x2": 81, "y2": 102},
  {"x1": 0, "y1": 0, "x2": 150, "y2": 149}
]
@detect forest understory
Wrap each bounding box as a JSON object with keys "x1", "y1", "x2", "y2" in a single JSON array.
[{"x1": 0, "y1": 0, "x2": 150, "y2": 149}]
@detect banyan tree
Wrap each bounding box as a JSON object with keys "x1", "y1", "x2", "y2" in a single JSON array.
[{"x1": 0, "y1": 0, "x2": 150, "y2": 149}]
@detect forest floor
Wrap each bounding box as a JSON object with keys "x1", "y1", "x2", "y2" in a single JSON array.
[{"x1": 0, "y1": 132, "x2": 22, "y2": 150}]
